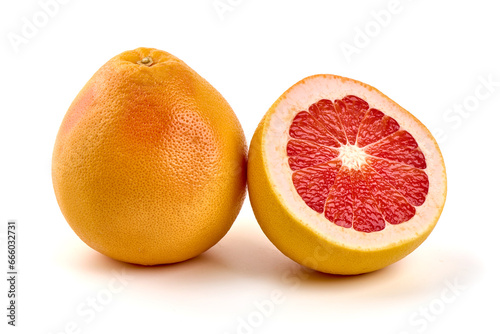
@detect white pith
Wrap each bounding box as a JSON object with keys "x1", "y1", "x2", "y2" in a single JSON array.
[
  {"x1": 263, "y1": 75, "x2": 446, "y2": 250},
  {"x1": 338, "y1": 144, "x2": 367, "y2": 170}
]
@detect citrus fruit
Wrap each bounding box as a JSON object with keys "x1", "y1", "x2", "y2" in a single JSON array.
[
  {"x1": 52, "y1": 47, "x2": 247, "y2": 265},
  {"x1": 248, "y1": 74, "x2": 446, "y2": 275}
]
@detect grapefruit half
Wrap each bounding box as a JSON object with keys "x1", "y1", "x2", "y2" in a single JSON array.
[{"x1": 248, "y1": 74, "x2": 446, "y2": 275}]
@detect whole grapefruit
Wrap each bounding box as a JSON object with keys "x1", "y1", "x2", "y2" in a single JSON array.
[{"x1": 52, "y1": 47, "x2": 247, "y2": 265}]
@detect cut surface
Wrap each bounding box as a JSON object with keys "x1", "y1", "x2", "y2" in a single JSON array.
[
  {"x1": 262, "y1": 75, "x2": 446, "y2": 250},
  {"x1": 287, "y1": 96, "x2": 428, "y2": 233}
]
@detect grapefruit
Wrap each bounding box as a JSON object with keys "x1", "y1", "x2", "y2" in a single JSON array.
[
  {"x1": 248, "y1": 74, "x2": 446, "y2": 275},
  {"x1": 52, "y1": 47, "x2": 247, "y2": 265}
]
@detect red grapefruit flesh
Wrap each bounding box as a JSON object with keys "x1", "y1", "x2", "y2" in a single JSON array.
[{"x1": 288, "y1": 95, "x2": 428, "y2": 233}]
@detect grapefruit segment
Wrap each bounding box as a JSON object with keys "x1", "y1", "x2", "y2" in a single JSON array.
[
  {"x1": 367, "y1": 156, "x2": 429, "y2": 206},
  {"x1": 334, "y1": 95, "x2": 369, "y2": 145},
  {"x1": 287, "y1": 139, "x2": 339, "y2": 171},
  {"x1": 248, "y1": 74, "x2": 447, "y2": 275},
  {"x1": 356, "y1": 108, "x2": 400, "y2": 147},
  {"x1": 350, "y1": 168, "x2": 386, "y2": 233},
  {"x1": 289, "y1": 110, "x2": 340, "y2": 147},
  {"x1": 308, "y1": 99, "x2": 348, "y2": 145},
  {"x1": 324, "y1": 166, "x2": 354, "y2": 228},
  {"x1": 362, "y1": 165, "x2": 416, "y2": 225},
  {"x1": 291, "y1": 160, "x2": 342, "y2": 213},
  {"x1": 364, "y1": 130, "x2": 427, "y2": 169}
]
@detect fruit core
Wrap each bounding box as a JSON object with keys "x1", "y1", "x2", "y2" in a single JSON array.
[
  {"x1": 338, "y1": 144, "x2": 367, "y2": 170},
  {"x1": 286, "y1": 95, "x2": 429, "y2": 233}
]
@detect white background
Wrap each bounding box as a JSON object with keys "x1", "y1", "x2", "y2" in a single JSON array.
[{"x1": 1, "y1": 1, "x2": 499, "y2": 333}]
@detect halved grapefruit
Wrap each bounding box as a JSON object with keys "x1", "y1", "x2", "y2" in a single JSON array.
[{"x1": 248, "y1": 75, "x2": 446, "y2": 275}]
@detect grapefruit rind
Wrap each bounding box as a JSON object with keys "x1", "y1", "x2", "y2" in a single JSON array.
[{"x1": 248, "y1": 74, "x2": 446, "y2": 274}]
